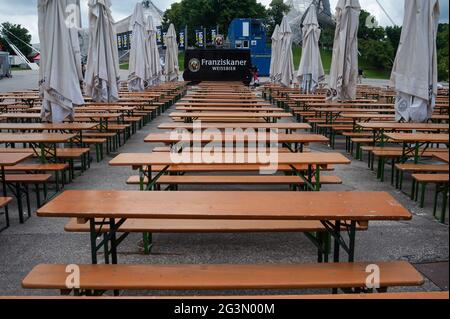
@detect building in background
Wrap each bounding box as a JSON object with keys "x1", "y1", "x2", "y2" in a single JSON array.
[
  {"x1": 227, "y1": 18, "x2": 272, "y2": 76},
  {"x1": 285, "y1": 0, "x2": 334, "y2": 43}
]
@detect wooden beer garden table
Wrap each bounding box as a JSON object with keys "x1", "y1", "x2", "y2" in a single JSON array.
[
  {"x1": 170, "y1": 112, "x2": 292, "y2": 123},
  {"x1": 145, "y1": 133, "x2": 329, "y2": 153},
  {"x1": 0, "y1": 153, "x2": 33, "y2": 229},
  {"x1": 176, "y1": 102, "x2": 272, "y2": 107},
  {"x1": 176, "y1": 106, "x2": 283, "y2": 112},
  {"x1": 158, "y1": 122, "x2": 311, "y2": 133},
  {"x1": 0, "y1": 133, "x2": 77, "y2": 163},
  {"x1": 36, "y1": 190, "x2": 411, "y2": 264},
  {"x1": 383, "y1": 133, "x2": 449, "y2": 164},
  {"x1": 109, "y1": 152, "x2": 350, "y2": 192},
  {"x1": 0, "y1": 113, "x2": 121, "y2": 131},
  {"x1": 0, "y1": 123, "x2": 98, "y2": 145},
  {"x1": 357, "y1": 123, "x2": 449, "y2": 146}
]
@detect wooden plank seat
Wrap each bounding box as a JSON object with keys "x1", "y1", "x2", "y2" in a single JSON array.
[
  {"x1": 142, "y1": 164, "x2": 335, "y2": 173},
  {"x1": 22, "y1": 261, "x2": 424, "y2": 295},
  {"x1": 65, "y1": 216, "x2": 366, "y2": 254},
  {"x1": 0, "y1": 197, "x2": 13, "y2": 231},
  {"x1": 151, "y1": 146, "x2": 309, "y2": 153},
  {"x1": 83, "y1": 132, "x2": 119, "y2": 152},
  {"x1": 107, "y1": 124, "x2": 132, "y2": 144},
  {"x1": 4, "y1": 174, "x2": 52, "y2": 223},
  {"x1": 411, "y1": 174, "x2": 449, "y2": 223},
  {"x1": 369, "y1": 148, "x2": 448, "y2": 183},
  {"x1": 5, "y1": 163, "x2": 69, "y2": 190},
  {"x1": 83, "y1": 138, "x2": 107, "y2": 162},
  {"x1": 126, "y1": 175, "x2": 343, "y2": 189},
  {"x1": 394, "y1": 163, "x2": 449, "y2": 190}
]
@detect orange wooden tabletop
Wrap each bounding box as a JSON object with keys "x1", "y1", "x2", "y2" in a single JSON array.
[
  {"x1": 0, "y1": 133, "x2": 77, "y2": 143},
  {"x1": 0, "y1": 153, "x2": 33, "y2": 166},
  {"x1": 384, "y1": 133, "x2": 449, "y2": 143},
  {"x1": 37, "y1": 190, "x2": 411, "y2": 221},
  {"x1": 158, "y1": 122, "x2": 311, "y2": 130},
  {"x1": 109, "y1": 152, "x2": 351, "y2": 166},
  {"x1": 145, "y1": 133, "x2": 329, "y2": 144}
]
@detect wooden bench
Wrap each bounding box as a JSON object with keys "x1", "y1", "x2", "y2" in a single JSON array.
[
  {"x1": 22, "y1": 261, "x2": 424, "y2": 296},
  {"x1": 394, "y1": 164, "x2": 449, "y2": 190},
  {"x1": 4, "y1": 174, "x2": 52, "y2": 223},
  {"x1": 65, "y1": 216, "x2": 366, "y2": 254},
  {"x1": 83, "y1": 138, "x2": 107, "y2": 162},
  {"x1": 127, "y1": 175, "x2": 342, "y2": 191},
  {"x1": 0, "y1": 197, "x2": 13, "y2": 231},
  {"x1": 412, "y1": 174, "x2": 449, "y2": 223},
  {"x1": 84, "y1": 132, "x2": 119, "y2": 152},
  {"x1": 5, "y1": 163, "x2": 69, "y2": 190}
]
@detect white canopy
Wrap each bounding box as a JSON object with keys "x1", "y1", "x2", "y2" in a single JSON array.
[
  {"x1": 328, "y1": 0, "x2": 361, "y2": 101},
  {"x1": 38, "y1": 0, "x2": 84, "y2": 123},
  {"x1": 269, "y1": 24, "x2": 281, "y2": 83},
  {"x1": 164, "y1": 24, "x2": 179, "y2": 82},
  {"x1": 297, "y1": 4, "x2": 325, "y2": 93},
  {"x1": 278, "y1": 16, "x2": 295, "y2": 87},
  {"x1": 145, "y1": 16, "x2": 162, "y2": 86},
  {"x1": 128, "y1": 3, "x2": 150, "y2": 91},
  {"x1": 390, "y1": 0, "x2": 440, "y2": 122},
  {"x1": 85, "y1": 0, "x2": 120, "y2": 102}
]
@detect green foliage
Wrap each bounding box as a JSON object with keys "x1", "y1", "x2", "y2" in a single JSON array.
[
  {"x1": 437, "y1": 24, "x2": 449, "y2": 81},
  {"x1": 266, "y1": 0, "x2": 291, "y2": 37},
  {"x1": 0, "y1": 22, "x2": 33, "y2": 57},
  {"x1": 385, "y1": 26, "x2": 402, "y2": 50},
  {"x1": 163, "y1": 0, "x2": 267, "y2": 46}
]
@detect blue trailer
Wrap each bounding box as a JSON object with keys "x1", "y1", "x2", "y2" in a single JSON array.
[{"x1": 227, "y1": 18, "x2": 271, "y2": 76}]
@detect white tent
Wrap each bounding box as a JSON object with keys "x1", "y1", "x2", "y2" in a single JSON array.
[
  {"x1": 278, "y1": 16, "x2": 295, "y2": 87},
  {"x1": 390, "y1": 0, "x2": 440, "y2": 122},
  {"x1": 145, "y1": 16, "x2": 162, "y2": 86},
  {"x1": 128, "y1": 3, "x2": 150, "y2": 91},
  {"x1": 297, "y1": 4, "x2": 325, "y2": 93},
  {"x1": 164, "y1": 24, "x2": 179, "y2": 82},
  {"x1": 269, "y1": 24, "x2": 281, "y2": 83},
  {"x1": 38, "y1": 0, "x2": 84, "y2": 123},
  {"x1": 327, "y1": 0, "x2": 361, "y2": 101},
  {"x1": 85, "y1": 0, "x2": 120, "y2": 102}
]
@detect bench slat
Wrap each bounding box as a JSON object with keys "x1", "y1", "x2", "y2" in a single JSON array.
[{"x1": 22, "y1": 262, "x2": 423, "y2": 291}]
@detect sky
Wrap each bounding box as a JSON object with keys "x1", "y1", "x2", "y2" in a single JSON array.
[{"x1": 0, "y1": 0, "x2": 448, "y2": 43}]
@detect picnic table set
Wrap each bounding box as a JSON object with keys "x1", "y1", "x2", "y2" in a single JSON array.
[{"x1": 0, "y1": 81, "x2": 442, "y2": 300}]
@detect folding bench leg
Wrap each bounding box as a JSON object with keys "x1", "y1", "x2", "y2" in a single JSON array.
[
  {"x1": 25, "y1": 184, "x2": 31, "y2": 219},
  {"x1": 143, "y1": 232, "x2": 153, "y2": 255},
  {"x1": 15, "y1": 184, "x2": 24, "y2": 224},
  {"x1": 420, "y1": 182, "x2": 427, "y2": 208},
  {"x1": 34, "y1": 183, "x2": 41, "y2": 208}
]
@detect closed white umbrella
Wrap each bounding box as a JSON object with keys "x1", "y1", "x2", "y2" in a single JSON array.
[
  {"x1": 38, "y1": 0, "x2": 84, "y2": 123},
  {"x1": 278, "y1": 16, "x2": 294, "y2": 87},
  {"x1": 297, "y1": 4, "x2": 325, "y2": 93},
  {"x1": 128, "y1": 3, "x2": 149, "y2": 91},
  {"x1": 146, "y1": 16, "x2": 162, "y2": 86},
  {"x1": 327, "y1": 0, "x2": 361, "y2": 101},
  {"x1": 85, "y1": 0, "x2": 120, "y2": 102},
  {"x1": 269, "y1": 24, "x2": 281, "y2": 83},
  {"x1": 164, "y1": 24, "x2": 179, "y2": 82},
  {"x1": 390, "y1": 0, "x2": 440, "y2": 122}
]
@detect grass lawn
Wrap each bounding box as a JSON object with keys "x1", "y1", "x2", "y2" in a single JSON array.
[
  {"x1": 292, "y1": 45, "x2": 390, "y2": 80},
  {"x1": 119, "y1": 52, "x2": 185, "y2": 71}
]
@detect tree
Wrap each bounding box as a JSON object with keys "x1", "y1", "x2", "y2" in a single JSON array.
[
  {"x1": 266, "y1": 0, "x2": 291, "y2": 37},
  {"x1": 385, "y1": 25, "x2": 401, "y2": 50},
  {"x1": 437, "y1": 23, "x2": 449, "y2": 82},
  {"x1": 163, "y1": 0, "x2": 268, "y2": 46},
  {"x1": 0, "y1": 22, "x2": 32, "y2": 57}
]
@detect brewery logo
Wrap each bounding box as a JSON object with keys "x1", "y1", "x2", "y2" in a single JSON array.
[{"x1": 188, "y1": 58, "x2": 201, "y2": 73}]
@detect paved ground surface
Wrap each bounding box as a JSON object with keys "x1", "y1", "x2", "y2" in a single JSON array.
[{"x1": 0, "y1": 71, "x2": 448, "y2": 296}]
